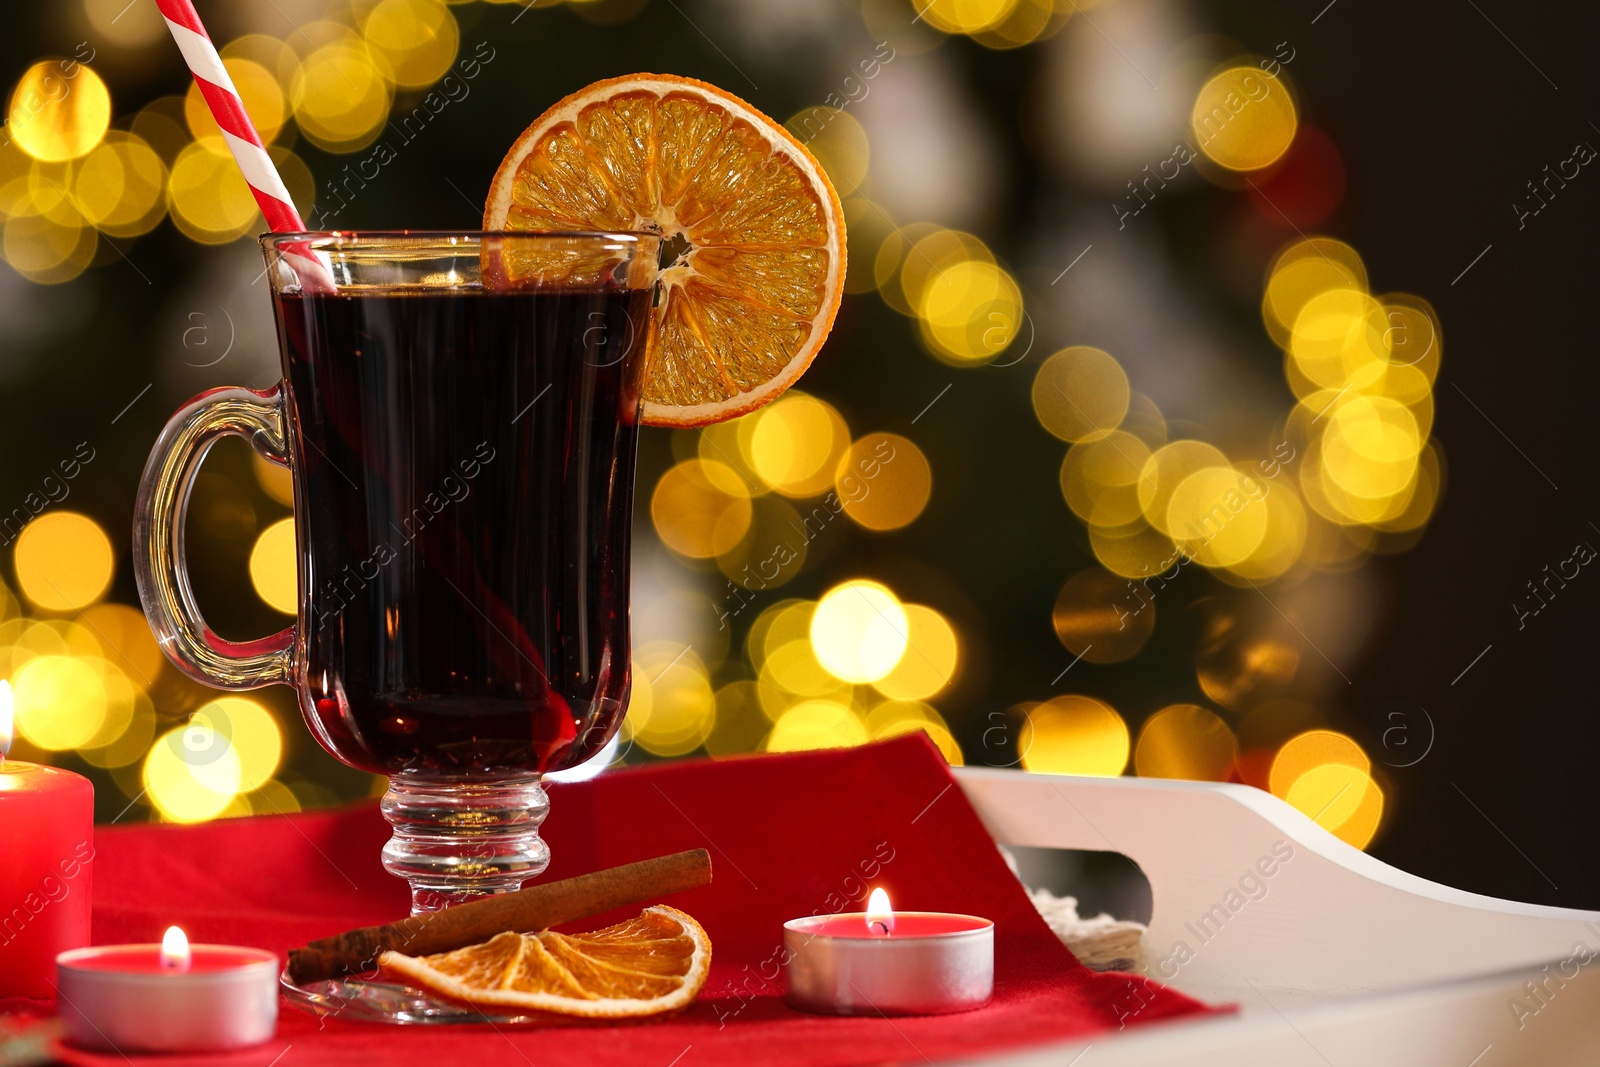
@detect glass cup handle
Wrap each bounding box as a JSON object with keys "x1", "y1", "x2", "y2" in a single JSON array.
[{"x1": 133, "y1": 385, "x2": 295, "y2": 690}]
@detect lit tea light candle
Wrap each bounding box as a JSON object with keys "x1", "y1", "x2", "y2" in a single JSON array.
[
  {"x1": 56, "y1": 927, "x2": 279, "y2": 1052},
  {"x1": 0, "y1": 681, "x2": 94, "y2": 999},
  {"x1": 784, "y1": 888, "x2": 994, "y2": 1015}
]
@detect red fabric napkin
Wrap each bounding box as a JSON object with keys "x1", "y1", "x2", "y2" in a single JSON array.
[{"x1": 10, "y1": 734, "x2": 1217, "y2": 1065}]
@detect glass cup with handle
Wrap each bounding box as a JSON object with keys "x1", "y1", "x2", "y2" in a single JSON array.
[{"x1": 134, "y1": 231, "x2": 660, "y2": 914}]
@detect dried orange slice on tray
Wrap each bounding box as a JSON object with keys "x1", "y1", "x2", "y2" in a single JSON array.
[
  {"x1": 379, "y1": 905, "x2": 712, "y2": 1019},
  {"x1": 485, "y1": 73, "x2": 846, "y2": 428}
]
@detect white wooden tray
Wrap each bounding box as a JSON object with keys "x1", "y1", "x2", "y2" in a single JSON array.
[{"x1": 952, "y1": 767, "x2": 1600, "y2": 1066}]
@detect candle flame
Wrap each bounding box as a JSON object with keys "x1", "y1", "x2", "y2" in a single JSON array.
[
  {"x1": 865, "y1": 887, "x2": 894, "y2": 936},
  {"x1": 160, "y1": 926, "x2": 191, "y2": 970},
  {"x1": 0, "y1": 680, "x2": 13, "y2": 759}
]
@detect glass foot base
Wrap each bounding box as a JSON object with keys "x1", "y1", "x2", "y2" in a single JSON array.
[
  {"x1": 379, "y1": 772, "x2": 551, "y2": 915},
  {"x1": 281, "y1": 968, "x2": 554, "y2": 1026}
]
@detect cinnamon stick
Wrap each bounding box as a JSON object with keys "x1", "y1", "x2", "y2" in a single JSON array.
[{"x1": 286, "y1": 849, "x2": 711, "y2": 984}]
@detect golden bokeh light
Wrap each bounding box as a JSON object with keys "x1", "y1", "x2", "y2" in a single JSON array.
[
  {"x1": 71, "y1": 133, "x2": 167, "y2": 238},
  {"x1": 1019, "y1": 695, "x2": 1129, "y2": 777},
  {"x1": 1289, "y1": 288, "x2": 1386, "y2": 390},
  {"x1": 1166, "y1": 466, "x2": 1270, "y2": 567},
  {"x1": 971, "y1": 0, "x2": 1068, "y2": 50},
  {"x1": 13, "y1": 511, "x2": 114, "y2": 612},
  {"x1": 1139, "y1": 440, "x2": 1229, "y2": 535},
  {"x1": 1372, "y1": 442, "x2": 1445, "y2": 536},
  {"x1": 917, "y1": 0, "x2": 1021, "y2": 36},
  {"x1": 1269, "y1": 729, "x2": 1369, "y2": 800},
  {"x1": 290, "y1": 40, "x2": 394, "y2": 152},
  {"x1": 80, "y1": 698, "x2": 154, "y2": 769},
  {"x1": 764, "y1": 637, "x2": 848, "y2": 700},
  {"x1": 766, "y1": 699, "x2": 867, "y2": 752},
  {"x1": 1, "y1": 618, "x2": 63, "y2": 679},
  {"x1": 1285, "y1": 761, "x2": 1384, "y2": 849},
  {"x1": 865, "y1": 698, "x2": 947, "y2": 738},
  {"x1": 144, "y1": 722, "x2": 243, "y2": 823},
  {"x1": 752, "y1": 676, "x2": 809, "y2": 725},
  {"x1": 627, "y1": 643, "x2": 715, "y2": 756},
  {"x1": 79, "y1": 602, "x2": 165, "y2": 687},
  {"x1": 11, "y1": 655, "x2": 106, "y2": 750},
  {"x1": 1306, "y1": 448, "x2": 1414, "y2": 528},
  {"x1": 1221, "y1": 482, "x2": 1307, "y2": 582},
  {"x1": 884, "y1": 224, "x2": 965, "y2": 317},
  {"x1": 698, "y1": 419, "x2": 767, "y2": 496},
  {"x1": 870, "y1": 603, "x2": 958, "y2": 701},
  {"x1": 1032, "y1": 347, "x2": 1129, "y2": 443},
  {"x1": 651, "y1": 460, "x2": 753, "y2": 559},
  {"x1": 1261, "y1": 237, "x2": 1368, "y2": 348},
  {"x1": 811, "y1": 579, "x2": 908, "y2": 684},
  {"x1": 750, "y1": 598, "x2": 811, "y2": 672},
  {"x1": 252, "y1": 452, "x2": 296, "y2": 506},
  {"x1": 363, "y1": 0, "x2": 462, "y2": 90},
  {"x1": 1324, "y1": 397, "x2": 1422, "y2": 477},
  {"x1": 81, "y1": 661, "x2": 137, "y2": 751},
  {"x1": 249, "y1": 518, "x2": 298, "y2": 615},
  {"x1": 193, "y1": 696, "x2": 283, "y2": 792},
  {"x1": 7, "y1": 61, "x2": 112, "y2": 162},
  {"x1": 1353, "y1": 357, "x2": 1431, "y2": 409},
  {"x1": 1052, "y1": 567, "x2": 1154, "y2": 663},
  {"x1": 743, "y1": 393, "x2": 850, "y2": 498},
  {"x1": 22, "y1": 162, "x2": 85, "y2": 228},
  {"x1": 0, "y1": 140, "x2": 32, "y2": 216},
  {"x1": 167, "y1": 140, "x2": 260, "y2": 244},
  {"x1": 1191, "y1": 64, "x2": 1297, "y2": 172},
  {"x1": 836, "y1": 432, "x2": 932, "y2": 531},
  {"x1": 1059, "y1": 431, "x2": 1151, "y2": 527},
  {"x1": 1089, "y1": 519, "x2": 1179, "y2": 580},
  {"x1": 1134, "y1": 703, "x2": 1237, "y2": 781},
  {"x1": 917, "y1": 257, "x2": 1024, "y2": 363}
]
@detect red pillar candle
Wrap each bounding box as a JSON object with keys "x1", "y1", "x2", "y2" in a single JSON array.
[{"x1": 0, "y1": 684, "x2": 95, "y2": 999}]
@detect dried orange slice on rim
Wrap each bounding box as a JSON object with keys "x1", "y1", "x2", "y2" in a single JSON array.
[
  {"x1": 484, "y1": 73, "x2": 846, "y2": 428},
  {"x1": 379, "y1": 905, "x2": 712, "y2": 1018}
]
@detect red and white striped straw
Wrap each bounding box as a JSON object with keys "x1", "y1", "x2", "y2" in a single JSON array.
[{"x1": 155, "y1": 0, "x2": 334, "y2": 290}]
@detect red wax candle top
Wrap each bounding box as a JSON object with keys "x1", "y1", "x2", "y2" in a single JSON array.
[
  {"x1": 61, "y1": 945, "x2": 277, "y2": 975},
  {"x1": 0, "y1": 759, "x2": 94, "y2": 795},
  {"x1": 798, "y1": 913, "x2": 991, "y2": 939}
]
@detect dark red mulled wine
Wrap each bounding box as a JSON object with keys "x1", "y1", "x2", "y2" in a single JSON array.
[{"x1": 271, "y1": 286, "x2": 651, "y2": 776}]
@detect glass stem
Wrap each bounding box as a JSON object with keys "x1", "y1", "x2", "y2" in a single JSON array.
[{"x1": 379, "y1": 772, "x2": 551, "y2": 916}]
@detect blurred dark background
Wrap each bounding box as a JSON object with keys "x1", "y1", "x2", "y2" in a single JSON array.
[{"x1": 1, "y1": 0, "x2": 1595, "y2": 910}]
